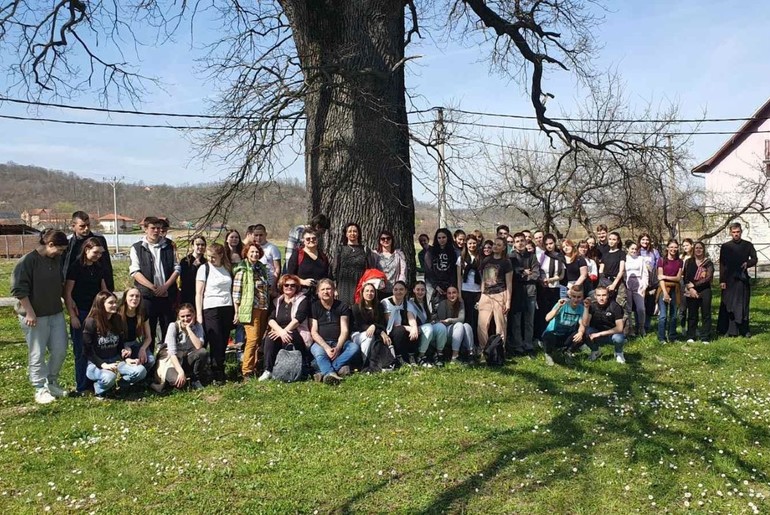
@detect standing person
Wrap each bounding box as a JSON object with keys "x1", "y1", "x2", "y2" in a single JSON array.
[
  {"x1": 657, "y1": 240, "x2": 684, "y2": 343},
  {"x1": 679, "y1": 238, "x2": 694, "y2": 329},
  {"x1": 594, "y1": 224, "x2": 610, "y2": 263},
  {"x1": 532, "y1": 230, "x2": 545, "y2": 260},
  {"x1": 64, "y1": 237, "x2": 109, "y2": 395},
  {"x1": 283, "y1": 214, "x2": 331, "y2": 273},
  {"x1": 129, "y1": 216, "x2": 180, "y2": 344},
  {"x1": 718, "y1": 222, "x2": 757, "y2": 337},
  {"x1": 225, "y1": 229, "x2": 244, "y2": 265},
  {"x1": 536, "y1": 234, "x2": 565, "y2": 339},
  {"x1": 561, "y1": 239, "x2": 588, "y2": 296},
  {"x1": 477, "y1": 238, "x2": 513, "y2": 352},
  {"x1": 453, "y1": 229, "x2": 467, "y2": 253},
  {"x1": 638, "y1": 233, "x2": 661, "y2": 334},
  {"x1": 409, "y1": 281, "x2": 448, "y2": 367},
  {"x1": 541, "y1": 286, "x2": 589, "y2": 366},
  {"x1": 624, "y1": 241, "x2": 649, "y2": 337},
  {"x1": 247, "y1": 224, "x2": 282, "y2": 289},
  {"x1": 233, "y1": 243, "x2": 272, "y2": 381},
  {"x1": 436, "y1": 285, "x2": 475, "y2": 363},
  {"x1": 259, "y1": 274, "x2": 311, "y2": 381},
  {"x1": 352, "y1": 283, "x2": 390, "y2": 361},
  {"x1": 83, "y1": 291, "x2": 147, "y2": 399},
  {"x1": 61, "y1": 211, "x2": 114, "y2": 292},
  {"x1": 684, "y1": 241, "x2": 714, "y2": 344},
  {"x1": 375, "y1": 230, "x2": 407, "y2": 296},
  {"x1": 309, "y1": 279, "x2": 360, "y2": 385},
  {"x1": 117, "y1": 287, "x2": 155, "y2": 375},
  {"x1": 578, "y1": 240, "x2": 599, "y2": 294},
  {"x1": 11, "y1": 230, "x2": 69, "y2": 404},
  {"x1": 496, "y1": 225, "x2": 510, "y2": 241},
  {"x1": 333, "y1": 222, "x2": 376, "y2": 306},
  {"x1": 509, "y1": 232, "x2": 539, "y2": 355},
  {"x1": 151, "y1": 304, "x2": 208, "y2": 392},
  {"x1": 424, "y1": 228, "x2": 458, "y2": 311},
  {"x1": 381, "y1": 281, "x2": 420, "y2": 366},
  {"x1": 195, "y1": 242, "x2": 234, "y2": 382},
  {"x1": 598, "y1": 232, "x2": 627, "y2": 318},
  {"x1": 581, "y1": 286, "x2": 627, "y2": 363},
  {"x1": 481, "y1": 239, "x2": 494, "y2": 259},
  {"x1": 416, "y1": 233, "x2": 430, "y2": 275},
  {"x1": 457, "y1": 233, "x2": 482, "y2": 343},
  {"x1": 286, "y1": 229, "x2": 330, "y2": 296},
  {"x1": 179, "y1": 236, "x2": 207, "y2": 306}
]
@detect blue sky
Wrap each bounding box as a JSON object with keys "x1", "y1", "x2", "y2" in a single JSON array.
[{"x1": 0, "y1": 0, "x2": 768, "y2": 201}]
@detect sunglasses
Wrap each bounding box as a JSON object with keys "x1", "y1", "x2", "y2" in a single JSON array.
[
  {"x1": 283, "y1": 283, "x2": 298, "y2": 288},
  {"x1": 304, "y1": 237, "x2": 317, "y2": 242},
  {"x1": 380, "y1": 236, "x2": 392, "y2": 241}
]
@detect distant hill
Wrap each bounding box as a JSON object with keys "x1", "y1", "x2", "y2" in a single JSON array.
[{"x1": 0, "y1": 162, "x2": 446, "y2": 241}]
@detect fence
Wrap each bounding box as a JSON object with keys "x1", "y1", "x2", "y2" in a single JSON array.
[{"x1": 0, "y1": 235, "x2": 42, "y2": 258}]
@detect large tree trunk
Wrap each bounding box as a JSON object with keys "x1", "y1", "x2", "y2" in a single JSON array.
[{"x1": 284, "y1": 0, "x2": 416, "y2": 279}]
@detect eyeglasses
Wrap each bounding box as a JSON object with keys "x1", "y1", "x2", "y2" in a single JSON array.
[
  {"x1": 304, "y1": 237, "x2": 317, "y2": 242},
  {"x1": 283, "y1": 283, "x2": 298, "y2": 289}
]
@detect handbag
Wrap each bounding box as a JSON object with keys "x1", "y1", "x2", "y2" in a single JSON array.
[{"x1": 272, "y1": 347, "x2": 305, "y2": 382}]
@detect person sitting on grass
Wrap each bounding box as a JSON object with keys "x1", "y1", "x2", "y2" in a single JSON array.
[
  {"x1": 409, "y1": 280, "x2": 448, "y2": 367},
  {"x1": 381, "y1": 281, "x2": 420, "y2": 367},
  {"x1": 581, "y1": 286, "x2": 627, "y2": 364},
  {"x1": 151, "y1": 304, "x2": 208, "y2": 392},
  {"x1": 117, "y1": 287, "x2": 155, "y2": 376},
  {"x1": 541, "y1": 285, "x2": 589, "y2": 366},
  {"x1": 309, "y1": 279, "x2": 360, "y2": 385},
  {"x1": 435, "y1": 285, "x2": 475, "y2": 364},
  {"x1": 83, "y1": 291, "x2": 147, "y2": 399}
]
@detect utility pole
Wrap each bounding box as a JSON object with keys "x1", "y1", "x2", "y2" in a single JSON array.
[
  {"x1": 104, "y1": 176, "x2": 123, "y2": 255},
  {"x1": 666, "y1": 135, "x2": 680, "y2": 239},
  {"x1": 436, "y1": 107, "x2": 448, "y2": 228}
]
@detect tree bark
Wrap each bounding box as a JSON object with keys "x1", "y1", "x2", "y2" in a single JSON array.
[{"x1": 283, "y1": 0, "x2": 416, "y2": 280}]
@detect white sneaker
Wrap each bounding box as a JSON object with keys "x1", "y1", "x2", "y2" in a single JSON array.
[
  {"x1": 686, "y1": 339, "x2": 695, "y2": 344},
  {"x1": 257, "y1": 371, "x2": 272, "y2": 382},
  {"x1": 615, "y1": 353, "x2": 626, "y2": 364},
  {"x1": 47, "y1": 383, "x2": 67, "y2": 398},
  {"x1": 34, "y1": 387, "x2": 56, "y2": 405},
  {"x1": 544, "y1": 354, "x2": 555, "y2": 366}
]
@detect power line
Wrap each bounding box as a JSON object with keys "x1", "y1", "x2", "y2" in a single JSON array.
[
  {"x1": 2, "y1": 95, "x2": 767, "y2": 125},
  {"x1": 2, "y1": 110, "x2": 770, "y2": 138},
  {"x1": 0, "y1": 113, "x2": 303, "y2": 131}
]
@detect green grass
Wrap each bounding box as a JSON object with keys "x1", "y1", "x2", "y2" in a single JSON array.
[{"x1": 2, "y1": 261, "x2": 770, "y2": 513}]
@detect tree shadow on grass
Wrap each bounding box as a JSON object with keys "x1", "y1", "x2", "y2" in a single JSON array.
[{"x1": 336, "y1": 348, "x2": 770, "y2": 513}]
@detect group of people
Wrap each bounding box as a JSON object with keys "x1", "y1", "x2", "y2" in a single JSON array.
[{"x1": 10, "y1": 210, "x2": 757, "y2": 404}]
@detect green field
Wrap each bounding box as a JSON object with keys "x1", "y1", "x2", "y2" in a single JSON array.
[{"x1": 1, "y1": 260, "x2": 770, "y2": 513}]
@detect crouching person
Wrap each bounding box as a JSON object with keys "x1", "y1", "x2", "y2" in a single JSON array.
[
  {"x1": 151, "y1": 303, "x2": 208, "y2": 392},
  {"x1": 542, "y1": 285, "x2": 588, "y2": 366},
  {"x1": 310, "y1": 279, "x2": 360, "y2": 385},
  {"x1": 583, "y1": 286, "x2": 626, "y2": 363},
  {"x1": 84, "y1": 291, "x2": 147, "y2": 399}
]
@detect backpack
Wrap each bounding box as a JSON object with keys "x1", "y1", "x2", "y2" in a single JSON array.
[
  {"x1": 363, "y1": 336, "x2": 396, "y2": 373},
  {"x1": 272, "y1": 347, "x2": 305, "y2": 382},
  {"x1": 483, "y1": 334, "x2": 506, "y2": 366}
]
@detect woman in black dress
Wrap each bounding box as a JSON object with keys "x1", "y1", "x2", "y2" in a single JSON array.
[
  {"x1": 333, "y1": 222, "x2": 375, "y2": 306},
  {"x1": 179, "y1": 236, "x2": 206, "y2": 306},
  {"x1": 286, "y1": 229, "x2": 330, "y2": 297}
]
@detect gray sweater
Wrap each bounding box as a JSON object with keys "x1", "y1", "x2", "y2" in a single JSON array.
[
  {"x1": 436, "y1": 299, "x2": 466, "y2": 325},
  {"x1": 11, "y1": 250, "x2": 64, "y2": 317}
]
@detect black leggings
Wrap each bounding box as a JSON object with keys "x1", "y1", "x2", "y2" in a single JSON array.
[
  {"x1": 263, "y1": 329, "x2": 308, "y2": 372},
  {"x1": 461, "y1": 290, "x2": 481, "y2": 343},
  {"x1": 686, "y1": 289, "x2": 712, "y2": 340},
  {"x1": 389, "y1": 326, "x2": 418, "y2": 360},
  {"x1": 145, "y1": 296, "x2": 174, "y2": 345},
  {"x1": 203, "y1": 305, "x2": 235, "y2": 372}
]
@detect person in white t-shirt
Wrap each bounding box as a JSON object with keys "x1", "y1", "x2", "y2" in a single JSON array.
[
  {"x1": 195, "y1": 242, "x2": 234, "y2": 382},
  {"x1": 247, "y1": 224, "x2": 282, "y2": 288}
]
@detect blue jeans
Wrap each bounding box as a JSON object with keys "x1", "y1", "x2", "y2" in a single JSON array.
[
  {"x1": 86, "y1": 359, "x2": 148, "y2": 396},
  {"x1": 126, "y1": 340, "x2": 157, "y2": 375},
  {"x1": 70, "y1": 308, "x2": 92, "y2": 392},
  {"x1": 310, "y1": 340, "x2": 360, "y2": 375},
  {"x1": 586, "y1": 327, "x2": 626, "y2": 353},
  {"x1": 657, "y1": 295, "x2": 678, "y2": 341},
  {"x1": 19, "y1": 312, "x2": 68, "y2": 389}
]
